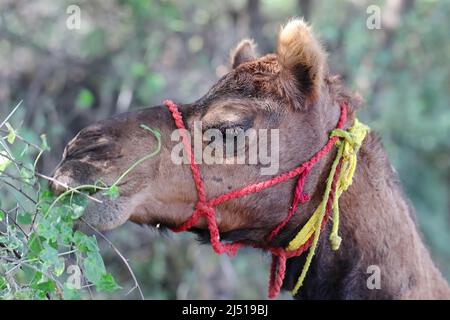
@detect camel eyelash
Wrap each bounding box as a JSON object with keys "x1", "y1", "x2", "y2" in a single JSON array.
[{"x1": 204, "y1": 117, "x2": 253, "y2": 134}]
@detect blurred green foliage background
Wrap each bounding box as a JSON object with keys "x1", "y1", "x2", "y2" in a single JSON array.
[{"x1": 0, "y1": 0, "x2": 449, "y2": 299}]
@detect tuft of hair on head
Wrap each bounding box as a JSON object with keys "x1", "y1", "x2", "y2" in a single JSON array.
[
  {"x1": 277, "y1": 18, "x2": 327, "y2": 109},
  {"x1": 230, "y1": 39, "x2": 258, "y2": 69}
]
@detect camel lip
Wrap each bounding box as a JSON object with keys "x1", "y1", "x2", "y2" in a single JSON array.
[{"x1": 83, "y1": 186, "x2": 100, "y2": 196}]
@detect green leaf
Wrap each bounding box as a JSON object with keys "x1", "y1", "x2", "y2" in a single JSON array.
[
  {"x1": 96, "y1": 273, "x2": 121, "y2": 292},
  {"x1": 29, "y1": 271, "x2": 43, "y2": 287},
  {"x1": 54, "y1": 258, "x2": 66, "y2": 277},
  {"x1": 0, "y1": 276, "x2": 8, "y2": 291},
  {"x1": 38, "y1": 241, "x2": 65, "y2": 276},
  {"x1": 83, "y1": 250, "x2": 106, "y2": 284},
  {"x1": 63, "y1": 283, "x2": 81, "y2": 300},
  {"x1": 21, "y1": 265, "x2": 38, "y2": 283},
  {"x1": 29, "y1": 273, "x2": 55, "y2": 299},
  {"x1": 103, "y1": 185, "x2": 119, "y2": 199},
  {"x1": 35, "y1": 280, "x2": 56, "y2": 294},
  {"x1": 28, "y1": 233, "x2": 45, "y2": 256},
  {"x1": 40, "y1": 242, "x2": 59, "y2": 270},
  {"x1": 0, "y1": 151, "x2": 11, "y2": 172},
  {"x1": 58, "y1": 222, "x2": 74, "y2": 245},
  {"x1": 82, "y1": 249, "x2": 120, "y2": 292},
  {"x1": 76, "y1": 88, "x2": 95, "y2": 110},
  {"x1": 40, "y1": 134, "x2": 50, "y2": 151},
  {"x1": 73, "y1": 232, "x2": 98, "y2": 253},
  {"x1": 19, "y1": 167, "x2": 34, "y2": 184},
  {"x1": 5, "y1": 122, "x2": 16, "y2": 144},
  {"x1": 36, "y1": 217, "x2": 57, "y2": 242},
  {"x1": 17, "y1": 212, "x2": 32, "y2": 225},
  {"x1": 39, "y1": 190, "x2": 55, "y2": 202},
  {"x1": 71, "y1": 205, "x2": 85, "y2": 219},
  {"x1": 0, "y1": 276, "x2": 9, "y2": 299},
  {"x1": 0, "y1": 210, "x2": 4, "y2": 221},
  {"x1": 0, "y1": 234, "x2": 23, "y2": 250},
  {"x1": 14, "y1": 289, "x2": 34, "y2": 300},
  {"x1": 69, "y1": 194, "x2": 88, "y2": 219}
]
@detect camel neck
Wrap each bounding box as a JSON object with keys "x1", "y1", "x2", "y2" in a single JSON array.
[{"x1": 282, "y1": 132, "x2": 450, "y2": 299}]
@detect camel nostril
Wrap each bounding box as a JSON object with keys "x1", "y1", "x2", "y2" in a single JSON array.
[{"x1": 49, "y1": 158, "x2": 101, "y2": 196}]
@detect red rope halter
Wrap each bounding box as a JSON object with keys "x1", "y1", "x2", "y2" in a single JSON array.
[{"x1": 163, "y1": 99, "x2": 347, "y2": 298}]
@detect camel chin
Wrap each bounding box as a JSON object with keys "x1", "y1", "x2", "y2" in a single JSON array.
[{"x1": 74, "y1": 194, "x2": 131, "y2": 233}]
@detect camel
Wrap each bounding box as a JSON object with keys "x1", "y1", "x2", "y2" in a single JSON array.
[{"x1": 50, "y1": 19, "x2": 450, "y2": 299}]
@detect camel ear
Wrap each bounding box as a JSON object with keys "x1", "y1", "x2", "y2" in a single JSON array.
[
  {"x1": 277, "y1": 19, "x2": 327, "y2": 109},
  {"x1": 230, "y1": 39, "x2": 258, "y2": 69}
]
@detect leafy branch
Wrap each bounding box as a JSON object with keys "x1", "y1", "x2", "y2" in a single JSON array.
[{"x1": 0, "y1": 102, "x2": 161, "y2": 299}]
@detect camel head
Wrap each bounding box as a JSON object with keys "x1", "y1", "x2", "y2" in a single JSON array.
[{"x1": 50, "y1": 19, "x2": 359, "y2": 247}]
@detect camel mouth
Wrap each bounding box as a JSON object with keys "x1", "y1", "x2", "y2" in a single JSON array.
[
  {"x1": 79, "y1": 192, "x2": 131, "y2": 232},
  {"x1": 76, "y1": 185, "x2": 101, "y2": 196},
  {"x1": 47, "y1": 179, "x2": 100, "y2": 198},
  {"x1": 48, "y1": 168, "x2": 130, "y2": 198}
]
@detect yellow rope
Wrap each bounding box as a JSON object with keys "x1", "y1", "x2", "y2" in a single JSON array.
[{"x1": 288, "y1": 118, "x2": 370, "y2": 296}]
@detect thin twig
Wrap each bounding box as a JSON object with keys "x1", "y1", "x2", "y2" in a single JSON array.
[
  {"x1": 1, "y1": 179, "x2": 37, "y2": 204},
  {"x1": 0, "y1": 151, "x2": 32, "y2": 178},
  {"x1": 0, "y1": 171, "x2": 36, "y2": 187},
  {"x1": 0, "y1": 154, "x2": 101, "y2": 206},
  {"x1": 57, "y1": 249, "x2": 77, "y2": 256},
  {"x1": 0, "y1": 242, "x2": 22, "y2": 260},
  {"x1": 1, "y1": 256, "x2": 62, "y2": 284},
  {"x1": 2, "y1": 209, "x2": 30, "y2": 240},
  {"x1": 0, "y1": 100, "x2": 22, "y2": 129},
  {"x1": 35, "y1": 173, "x2": 103, "y2": 204},
  {"x1": 5, "y1": 257, "x2": 38, "y2": 275},
  {"x1": 80, "y1": 217, "x2": 145, "y2": 300},
  {"x1": 0, "y1": 128, "x2": 42, "y2": 151}
]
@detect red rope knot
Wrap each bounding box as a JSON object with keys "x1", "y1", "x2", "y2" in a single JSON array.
[
  {"x1": 299, "y1": 192, "x2": 310, "y2": 203},
  {"x1": 195, "y1": 202, "x2": 215, "y2": 216}
]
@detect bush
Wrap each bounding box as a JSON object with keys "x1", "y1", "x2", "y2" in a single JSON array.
[{"x1": 0, "y1": 102, "x2": 159, "y2": 299}]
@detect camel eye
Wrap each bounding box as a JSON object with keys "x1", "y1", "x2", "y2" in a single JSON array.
[
  {"x1": 204, "y1": 117, "x2": 253, "y2": 147},
  {"x1": 216, "y1": 117, "x2": 253, "y2": 134},
  {"x1": 65, "y1": 141, "x2": 119, "y2": 162}
]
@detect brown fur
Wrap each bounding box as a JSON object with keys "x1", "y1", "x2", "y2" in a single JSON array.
[
  {"x1": 50, "y1": 19, "x2": 450, "y2": 299},
  {"x1": 277, "y1": 19, "x2": 327, "y2": 109},
  {"x1": 230, "y1": 39, "x2": 258, "y2": 69}
]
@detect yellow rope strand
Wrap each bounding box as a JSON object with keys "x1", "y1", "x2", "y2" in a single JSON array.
[
  {"x1": 288, "y1": 118, "x2": 370, "y2": 296},
  {"x1": 290, "y1": 146, "x2": 343, "y2": 295}
]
